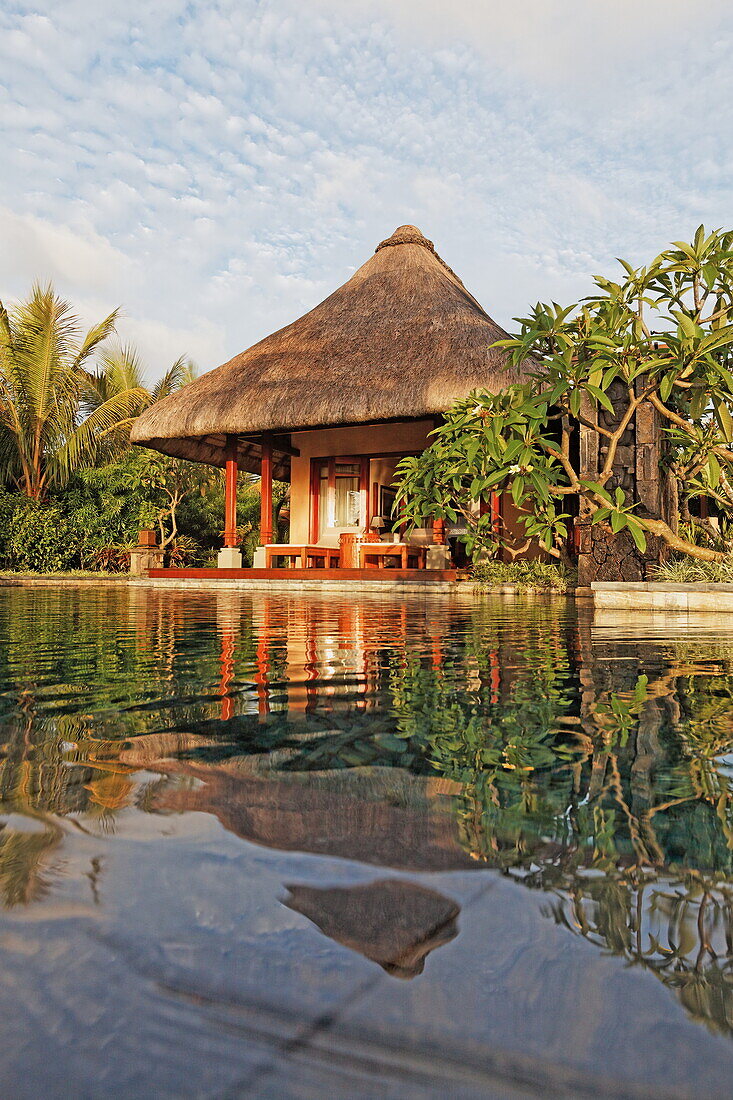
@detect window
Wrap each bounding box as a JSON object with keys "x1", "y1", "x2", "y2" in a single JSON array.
[
  {"x1": 312, "y1": 458, "x2": 366, "y2": 538},
  {"x1": 334, "y1": 463, "x2": 361, "y2": 528}
]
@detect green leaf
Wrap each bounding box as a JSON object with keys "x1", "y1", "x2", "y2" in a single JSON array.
[
  {"x1": 580, "y1": 480, "x2": 613, "y2": 504},
  {"x1": 676, "y1": 313, "x2": 700, "y2": 339},
  {"x1": 703, "y1": 262, "x2": 718, "y2": 289},
  {"x1": 626, "y1": 517, "x2": 647, "y2": 553},
  {"x1": 707, "y1": 451, "x2": 721, "y2": 486},
  {"x1": 690, "y1": 390, "x2": 709, "y2": 420},
  {"x1": 713, "y1": 396, "x2": 733, "y2": 443},
  {"x1": 671, "y1": 241, "x2": 699, "y2": 262},
  {"x1": 659, "y1": 373, "x2": 675, "y2": 403},
  {"x1": 602, "y1": 365, "x2": 619, "y2": 389},
  {"x1": 584, "y1": 384, "x2": 615, "y2": 414}
]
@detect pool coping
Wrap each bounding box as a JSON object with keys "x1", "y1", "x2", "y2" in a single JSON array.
[
  {"x1": 0, "y1": 574, "x2": 732, "y2": 610},
  {"x1": 590, "y1": 580, "x2": 733, "y2": 612}
]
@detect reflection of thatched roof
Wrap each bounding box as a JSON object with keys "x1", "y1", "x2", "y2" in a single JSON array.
[
  {"x1": 283, "y1": 879, "x2": 459, "y2": 979},
  {"x1": 146, "y1": 757, "x2": 477, "y2": 872},
  {"x1": 131, "y1": 225, "x2": 529, "y2": 473}
]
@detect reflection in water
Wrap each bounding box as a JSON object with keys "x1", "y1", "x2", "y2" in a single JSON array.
[
  {"x1": 0, "y1": 816, "x2": 62, "y2": 907},
  {"x1": 1, "y1": 588, "x2": 733, "y2": 1039},
  {"x1": 283, "y1": 880, "x2": 460, "y2": 979}
]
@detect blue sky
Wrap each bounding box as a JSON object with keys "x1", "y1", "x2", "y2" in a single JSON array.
[{"x1": 1, "y1": 0, "x2": 732, "y2": 378}]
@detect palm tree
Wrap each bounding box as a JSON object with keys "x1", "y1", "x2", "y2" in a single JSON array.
[{"x1": 0, "y1": 283, "x2": 193, "y2": 499}]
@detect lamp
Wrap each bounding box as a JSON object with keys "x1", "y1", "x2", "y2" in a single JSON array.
[{"x1": 370, "y1": 515, "x2": 386, "y2": 540}]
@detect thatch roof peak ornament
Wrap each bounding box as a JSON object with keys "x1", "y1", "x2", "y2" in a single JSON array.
[
  {"x1": 132, "y1": 224, "x2": 533, "y2": 472},
  {"x1": 376, "y1": 224, "x2": 434, "y2": 252},
  {"x1": 375, "y1": 224, "x2": 464, "y2": 285}
]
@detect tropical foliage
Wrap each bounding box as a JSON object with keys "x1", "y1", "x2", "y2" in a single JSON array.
[
  {"x1": 471, "y1": 558, "x2": 576, "y2": 591},
  {"x1": 395, "y1": 227, "x2": 733, "y2": 563},
  {"x1": 0, "y1": 283, "x2": 192, "y2": 499},
  {"x1": 0, "y1": 452, "x2": 273, "y2": 572},
  {"x1": 654, "y1": 554, "x2": 733, "y2": 584},
  {"x1": 0, "y1": 282, "x2": 280, "y2": 571}
]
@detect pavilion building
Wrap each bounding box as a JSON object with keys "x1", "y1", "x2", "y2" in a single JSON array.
[{"x1": 131, "y1": 224, "x2": 535, "y2": 575}]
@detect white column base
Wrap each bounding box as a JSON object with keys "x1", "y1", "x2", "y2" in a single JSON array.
[
  {"x1": 217, "y1": 547, "x2": 243, "y2": 568},
  {"x1": 426, "y1": 545, "x2": 451, "y2": 570},
  {"x1": 252, "y1": 546, "x2": 267, "y2": 568}
]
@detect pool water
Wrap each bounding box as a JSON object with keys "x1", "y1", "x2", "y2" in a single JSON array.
[{"x1": 1, "y1": 585, "x2": 733, "y2": 1097}]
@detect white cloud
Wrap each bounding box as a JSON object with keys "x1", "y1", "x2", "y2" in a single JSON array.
[
  {"x1": 0, "y1": 0, "x2": 732, "y2": 381},
  {"x1": 312, "y1": 0, "x2": 726, "y2": 90},
  {"x1": 0, "y1": 206, "x2": 132, "y2": 294}
]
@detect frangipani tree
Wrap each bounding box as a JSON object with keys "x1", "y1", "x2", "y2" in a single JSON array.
[
  {"x1": 396, "y1": 227, "x2": 733, "y2": 563},
  {"x1": 0, "y1": 283, "x2": 193, "y2": 499}
]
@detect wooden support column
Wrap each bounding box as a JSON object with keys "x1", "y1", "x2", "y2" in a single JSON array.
[
  {"x1": 223, "y1": 435, "x2": 239, "y2": 548},
  {"x1": 260, "y1": 436, "x2": 273, "y2": 546},
  {"x1": 360, "y1": 456, "x2": 370, "y2": 528},
  {"x1": 432, "y1": 517, "x2": 446, "y2": 544}
]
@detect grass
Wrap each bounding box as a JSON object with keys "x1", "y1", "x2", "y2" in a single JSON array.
[
  {"x1": 653, "y1": 556, "x2": 733, "y2": 584},
  {"x1": 0, "y1": 569, "x2": 124, "y2": 579},
  {"x1": 472, "y1": 559, "x2": 576, "y2": 592}
]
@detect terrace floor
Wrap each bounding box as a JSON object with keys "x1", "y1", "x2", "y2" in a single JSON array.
[{"x1": 148, "y1": 567, "x2": 461, "y2": 582}]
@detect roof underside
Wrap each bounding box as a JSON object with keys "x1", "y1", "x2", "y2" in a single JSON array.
[{"x1": 131, "y1": 225, "x2": 531, "y2": 468}]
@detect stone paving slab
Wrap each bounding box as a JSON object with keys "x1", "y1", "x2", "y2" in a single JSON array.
[{"x1": 592, "y1": 581, "x2": 733, "y2": 612}]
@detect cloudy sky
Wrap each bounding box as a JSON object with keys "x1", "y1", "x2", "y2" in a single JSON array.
[{"x1": 1, "y1": 0, "x2": 732, "y2": 379}]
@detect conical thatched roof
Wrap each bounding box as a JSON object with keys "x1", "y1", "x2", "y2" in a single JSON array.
[{"x1": 131, "y1": 225, "x2": 529, "y2": 474}]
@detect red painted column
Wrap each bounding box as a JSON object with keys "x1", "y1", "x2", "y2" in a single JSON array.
[
  {"x1": 260, "y1": 437, "x2": 273, "y2": 546},
  {"x1": 432, "y1": 518, "x2": 446, "y2": 544},
  {"x1": 223, "y1": 435, "x2": 239, "y2": 548},
  {"x1": 490, "y1": 491, "x2": 502, "y2": 536}
]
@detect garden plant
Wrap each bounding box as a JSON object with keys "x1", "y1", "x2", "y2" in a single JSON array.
[{"x1": 396, "y1": 227, "x2": 733, "y2": 564}]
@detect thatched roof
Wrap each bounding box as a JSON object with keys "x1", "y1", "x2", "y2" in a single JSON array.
[
  {"x1": 283, "y1": 880, "x2": 460, "y2": 979},
  {"x1": 131, "y1": 224, "x2": 530, "y2": 474}
]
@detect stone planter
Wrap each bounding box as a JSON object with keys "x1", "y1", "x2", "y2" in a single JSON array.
[
  {"x1": 591, "y1": 581, "x2": 733, "y2": 612},
  {"x1": 129, "y1": 546, "x2": 165, "y2": 575}
]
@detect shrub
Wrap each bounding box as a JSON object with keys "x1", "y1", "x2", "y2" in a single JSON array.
[
  {"x1": 654, "y1": 556, "x2": 733, "y2": 584},
  {"x1": 0, "y1": 450, "x2": 276, "y2": 572},
  {"x1": 472, "y1": 559, "x2": 576, "y2": 592},
  {"x1": 0, "y1": 490, "x2": 21, "y2": 566},
  {"x1": 6, "y1": 503, "x2": 77, "y2": 573}
]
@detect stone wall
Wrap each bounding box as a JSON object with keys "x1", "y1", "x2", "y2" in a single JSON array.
[
  {"x1": 576, "y1": 519, "x2": 669, "y2": 586},
  {"x1": 576, "y1": 384, "x2": 670, "y2": 584}
]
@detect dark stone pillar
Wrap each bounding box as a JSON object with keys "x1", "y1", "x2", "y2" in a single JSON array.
[{"x1": 576, "y1": 383, "x2": 670, "y2": 584}]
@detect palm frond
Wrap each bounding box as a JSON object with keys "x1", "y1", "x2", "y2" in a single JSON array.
[
  {"x1": 0, "y1": 300, "x2": 14, "y2": 360},
  {"x1": 73, "y1": 308, "x2": 119, "y2": 370},
  {"x1": 152, "y1": 356, "x2": 197, "y2": 400},
  {"x1": 0, "y1": 282, "x2": 194, "y2": 495},
  {"x1": 81, "y1": 342, "x2": 146, "y2": 414},
  {"x1": 51, "y1": 387, "x2": 151, "y2": 483},
  {"x1": 10, "y1": 284, "x2": 80, "y2": 442},
  {"x1": 0, "y1": 421, "x2": 21, "y2": 487}
]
